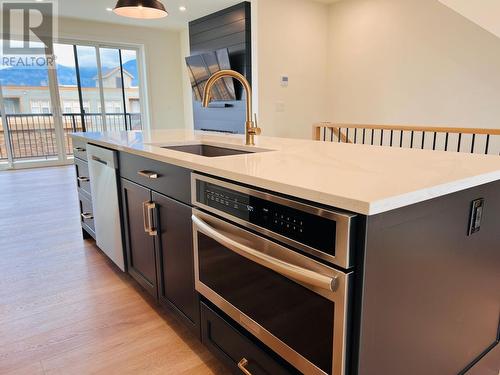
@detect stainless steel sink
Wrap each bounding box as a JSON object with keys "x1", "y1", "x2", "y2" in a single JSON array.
[{"x1": 162, "y1": 144, "x2": 253, "y2": 157}]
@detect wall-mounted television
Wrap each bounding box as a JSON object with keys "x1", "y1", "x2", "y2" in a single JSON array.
[{"x1": 185, "y1": 48, "x2": 236, "y2": 102}]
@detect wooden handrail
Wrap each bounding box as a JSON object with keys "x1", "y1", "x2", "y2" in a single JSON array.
[{"x1": 313, "y1": 122, "x2": 500, "y2": 155}]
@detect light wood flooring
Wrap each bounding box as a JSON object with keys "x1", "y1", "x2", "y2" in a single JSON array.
[{"x1": 0, "y1": 166, "x2": 229, "y2": 375}]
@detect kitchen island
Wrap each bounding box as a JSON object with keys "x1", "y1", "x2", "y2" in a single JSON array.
[{"x1": 71, "y1": 130, "x2": 500, "y2": 375}]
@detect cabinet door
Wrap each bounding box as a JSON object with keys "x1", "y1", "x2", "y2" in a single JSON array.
[
  {"x1": 121, "y1": 178, "x2": 158, "y2": 298},
  {"x1": 153, "y1": 192, "x2": 199, "y2": 331}
]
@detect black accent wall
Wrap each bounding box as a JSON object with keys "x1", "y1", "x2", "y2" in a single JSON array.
[{"x1": 188, "y1": 2, "x2": 251, "y2": 134}]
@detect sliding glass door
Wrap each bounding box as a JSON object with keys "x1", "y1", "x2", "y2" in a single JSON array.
[
  {"x1": 0, "y1": 40, "x2": 144, "y2": 169},
  {"x1": 0, "y1": 47, "x2": 63, "y2": 165}
]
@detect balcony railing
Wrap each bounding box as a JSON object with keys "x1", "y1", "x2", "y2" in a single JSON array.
[
  {"x1": 0, "y1": 112, "x2": 141, "y2": 161},
  {"x1": 313, "y1": 123, "x2": 500, "y2": 156}
]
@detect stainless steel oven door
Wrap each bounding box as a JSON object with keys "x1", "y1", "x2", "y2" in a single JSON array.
[{"x1": 192, "y1": 208, "x2": 352, "y2": 375}]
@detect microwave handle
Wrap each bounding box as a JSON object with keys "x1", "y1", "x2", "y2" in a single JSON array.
[{"x1": 192, "y1": 214, "x2": 337, "y2": 292}]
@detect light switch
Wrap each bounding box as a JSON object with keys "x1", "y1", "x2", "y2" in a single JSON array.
[{"x1": 280, "y1": 76, "x2": 289, "y2": 87}]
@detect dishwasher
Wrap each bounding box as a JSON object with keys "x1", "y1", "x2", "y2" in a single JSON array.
[{"x1": 87, "y1": 144, "x2": 125, "y2": 271}]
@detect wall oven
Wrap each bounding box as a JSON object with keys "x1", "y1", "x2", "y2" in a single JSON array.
[{"x1": 191, "y1": 173, "x2": 356, "y2": 375}]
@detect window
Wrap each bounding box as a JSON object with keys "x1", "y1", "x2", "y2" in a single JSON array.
[
  {"x1": 62, "y1": 100, "x2": 90, "y2": 114},
  {"x1": 129, "y1": 98, "x2": 140, "y2": 113},
  {"x1": 30, "y1": 100, "x2": 51, "y2": 114},
  {"x1": 100, "y1": 101, "x2": 123, "y2": 114},
  {"x1": 3, "y1": 98, "x2": 20, "y2": 114},
  {"x1": 116, "y1": 77, "x2": 122, "y2": 88}
]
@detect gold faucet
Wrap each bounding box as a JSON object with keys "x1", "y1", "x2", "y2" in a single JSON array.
[{"x1": 202, "y1": 69, "x2": 261, "y2": 146}]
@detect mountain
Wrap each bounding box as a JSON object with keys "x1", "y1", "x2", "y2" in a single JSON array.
[{"x1": 0, "y1": 59, "x2": 138, "y2": 87}]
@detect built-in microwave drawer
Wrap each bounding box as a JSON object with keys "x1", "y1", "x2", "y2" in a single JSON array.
[
  {"x1": 73, "y1": 139, "x2": 88, "y2": 161},
  {"x1": 201, "y1": 302, "x2": 298, "y2": 375},
  {"x1": 75, "y1": 158, "x2": 91, "y2": 198},
  {"x1": 119, "y1": 152, "x2": 191, "y2": 205},
  {"x1": 79, "y1": 193, "x2": 95, "y2": 234},
  {"x1": 192, "y1": 173, "x2": 357, "y2": 269}
]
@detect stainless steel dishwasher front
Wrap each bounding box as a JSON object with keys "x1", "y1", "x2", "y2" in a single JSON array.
[{"x1": 87, "y1": 144, "x2": 125, "y2": 271}]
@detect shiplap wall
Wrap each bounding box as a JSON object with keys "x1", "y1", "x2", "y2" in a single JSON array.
[{"x1": 188, "y1": 2, "x2": 251, "y2": 134}]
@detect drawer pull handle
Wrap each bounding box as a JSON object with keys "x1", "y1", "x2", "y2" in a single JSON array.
[
  {"x1": 77, "y1": 176, "x2": 90, "y2": 182},
  {"x1": 81, "y1": 212, "x2": 93, "y2": 220},
  {"x1": 74, "y1": 147, "x2": 86, "y2": 152},
  {"x1": 138, "y1": 170, "x2": 159, "y2": 179},
  {"x1": 237, "y1": 358, "x2": 252, "y2": 375},
  {"x1": 91, "y1": 156, "x2": 108, "y2": 165}
]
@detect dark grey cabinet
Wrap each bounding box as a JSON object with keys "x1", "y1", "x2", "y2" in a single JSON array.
[
  {"x1": 153, "y1": 192, "x2": 199, "y2": 331},
  {"x1": 119, "y1": 152, "x2": 199, "y2": 333},
  {"x1": 121, "y1": 178, "x2": 158, "y2": 298},
  {"x1": 201, "y1": 302, "x2": 297, "y2": 375}
]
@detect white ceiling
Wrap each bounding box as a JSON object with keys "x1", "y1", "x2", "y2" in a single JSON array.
[
  {"x1": 439, "y1": 0, "x2": 500, "y2": 38},
  {"x1": 57, "y1": 0, "x2": 242, "y2": 30}
]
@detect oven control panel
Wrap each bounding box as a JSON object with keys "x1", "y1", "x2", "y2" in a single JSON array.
[{"x1": 195, "y1": 177, "x2": 339, "y2": 258}]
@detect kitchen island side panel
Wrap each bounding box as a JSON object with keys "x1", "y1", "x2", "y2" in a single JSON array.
[{"x1": 358, "y1": 180, "x2": 500, "y2": 375}]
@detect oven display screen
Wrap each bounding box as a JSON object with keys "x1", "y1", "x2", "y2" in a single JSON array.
[{"x1": 197, "y1": 180, "x2": 336, "y2": 257}]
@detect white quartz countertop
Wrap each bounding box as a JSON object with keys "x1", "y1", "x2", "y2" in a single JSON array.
[{"x1": 71, "y1": 129, "x2": 500, "y2": 215}]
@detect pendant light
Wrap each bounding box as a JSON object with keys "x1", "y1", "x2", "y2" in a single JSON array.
[{"x1": 113, "y1": 0, "x2": 168, "y2": 19}]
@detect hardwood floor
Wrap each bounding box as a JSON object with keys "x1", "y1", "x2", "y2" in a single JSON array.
[{"x1": 0, "y1": 166, "x2": 229, "y2": 375}]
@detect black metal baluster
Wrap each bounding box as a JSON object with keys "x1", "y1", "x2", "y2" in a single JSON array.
[
  {"x1": 400, "y1": 130, "x2": 403, "y2": 147},
  {"x1": 471, "y1": 134, "x2": 475, "y2": 153},
  {"x1": 380, "y1": 129, "x2": 384, "y2": 146},
  {"x1": 432, "y1": 132, "x2": 437, "y2": 150},
  {"x1": 17, "y1": 116, "x2": 22, "y2": 158},
  {"x1": 410, "y1": 131, "x2": 414, "y2": 148},
  {"x1": 445, "y1": 133, "x2": 449, "y2": 151},
  {"x1": 421, "y1": 131, "x2": 425, "y2": 149},
  {"x1": 25, "y1": 115, "x2": 32, "y2": 157},
  {"x1": 485, "y1": 134, "x2": 490, "y2": 154},
  {"x1": 371, "y1": 129, "x2": 375, "y2": 145},
  {"x1": 346, "y1": 128, "x2": 350, "y2": 143},
  {"x1": 38, "y1": 115, "x2": 44, "y2": 157},
  {"x1": 457, "y1": 133, "x2": 462, "y2": 152},
  {"x1": 330, "y1": 128, "x2": 333, "y2": 142},
  {"x1": 323, "y1": 127, "x2": 326, "y2": 141},
  {"x1": 390, "y1": 130, "x2": 394, "y2": 146},
  {"x1": 354, "y1": 128, "x2": 357, "y2": 144},
  {"x1": 362, "y1": 129, "x2": 366, "y2": 144},
  {"x1": 338, "y1": 128, "x2": 341, "y2": 143}
]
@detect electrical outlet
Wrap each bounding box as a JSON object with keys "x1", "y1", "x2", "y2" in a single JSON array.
[
  {"x1": 468, "y1": 198, "x2": 485, "y2": 235},
  {"x1": 275, "y1": 101, "x2": 285, "y2": 112}
]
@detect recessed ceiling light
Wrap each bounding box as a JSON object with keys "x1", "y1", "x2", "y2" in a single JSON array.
[
  {"x1": 35, "y1": 0, "x2": 43, "y2": 2},
  {"x1": 179, "y1": 6, "x2": 187, "y2": 12},
  {"x1": 106, "y1": 7, "x2": 113, "y2": 11}
]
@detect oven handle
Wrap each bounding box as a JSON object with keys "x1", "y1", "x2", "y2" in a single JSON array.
[{"x1": 192, "y1": 214, "x2": 337, "y2": 292}]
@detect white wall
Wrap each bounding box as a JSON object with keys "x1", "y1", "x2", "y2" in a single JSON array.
[
  {"x1": 179, "y1": 28, "x2": 194, "y2": 130},
  {"x1": 326, "y1": 0, "x2": 500, "y2": 129},
  {"x1": 58, "y1": 17, "x2": 185, "y2": 130},
  {"x1": 439, "y1": 0, "x2": 500, "y2": 39},
  {"x1": 255, "y1": 0, "x2": 330, "y2": 139}
]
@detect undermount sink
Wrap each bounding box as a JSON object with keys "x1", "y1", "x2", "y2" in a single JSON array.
[{"x1": 162, "y1": 144, "x2": 254, "y2": 157}]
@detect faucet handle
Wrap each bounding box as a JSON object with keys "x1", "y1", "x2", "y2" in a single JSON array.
[{"x1": 252, "y1": 114, "x2": 262, "y2": 135}]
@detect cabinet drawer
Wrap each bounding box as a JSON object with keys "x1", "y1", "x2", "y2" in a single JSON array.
[
  {"x1": 73, "y1": 139, "x2": 88, "y2": 161},
  {"x1": 79, "y1": 193, "x2": 95, "y2": 233},
  {"x1": 119, "y1": 152, "x2": 191, "y2": 205},
  {"x1": 201, "y1": 303, "x2": 297, "y2": 375},
  {"x1": 75, "y1": 158, "x2": 91, "y2": 198}
]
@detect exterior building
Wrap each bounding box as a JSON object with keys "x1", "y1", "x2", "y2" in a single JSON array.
[{"x1": 1, "y1": 68, "x2": 140, "y2": 115}]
